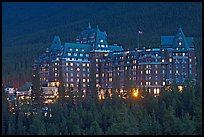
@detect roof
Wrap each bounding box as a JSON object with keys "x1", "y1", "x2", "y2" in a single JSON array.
[
  {"x1": 108, "y1": 45, "x2": 124, "y2": 52},
  {"x1": 17, "y1": 82, "x2": 32, "y2": 91},
  {"x1": 63, "y1": 43, "x2": 90, "y2": 58},
  {"x1": 49, "y1": 35, "x2": 62, "y2": 52},
  {"x1": 161, "y1": 27, "x2": 194, "y2": 48}
]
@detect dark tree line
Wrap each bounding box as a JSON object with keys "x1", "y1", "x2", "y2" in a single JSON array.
[{"x1": 2, "y1": 81, "x2": 202, "y2": 135}]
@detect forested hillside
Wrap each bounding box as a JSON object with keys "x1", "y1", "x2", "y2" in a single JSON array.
[{"x1": 2, "y1": 2, "x2": 202, "y2": 87}]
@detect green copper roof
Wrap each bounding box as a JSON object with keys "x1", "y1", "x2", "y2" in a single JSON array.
[
  {"x1": 63, "y1": 43, "x2": 90, "y2": 58},
  {"x1": 108, "y1": 45, "x2": 124, "y2": 52},
  {"x1": 49, "y1": 35, "x2": 62, "y2": 51}
]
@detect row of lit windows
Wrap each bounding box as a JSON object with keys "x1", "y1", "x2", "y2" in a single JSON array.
[
  {"x1": 68, "y1": 48, "x2": 85, "y2": 52},
  {"x1": 66, "y1": 83, "x2": 87, "y2": 88},
  {"x1": 66, "y1": 78, "x2": 89, "y2": 83},
  {"x1": 66, "y1": 62, "x2": 89, "y2": 67},
  {"x1": 67, "y1": 52, "x2": 89, "y2": 57}
]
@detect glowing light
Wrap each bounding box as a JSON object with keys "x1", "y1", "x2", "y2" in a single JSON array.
[
  {"x1": 133, "y1": 89, "x2": 139, "y2": 98},
  {"x1": 178, "y1": 86, "x2": 183, "y2": 92}
]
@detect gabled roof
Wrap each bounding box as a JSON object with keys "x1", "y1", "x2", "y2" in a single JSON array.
[
  {"x1": 49, "y1": 35, "x2": 62, "y2": 52},
  {"x1": 161, "y1": 27, "x2": 194, "y2": 48}
]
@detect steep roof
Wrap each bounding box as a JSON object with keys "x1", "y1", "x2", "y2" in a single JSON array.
[
  {"x1": 63, "y1": 43, "x2": 90, "y2": 58},
  {"x1": 161, "y1": 27, "x2": 194, "y2": 48},
  {"x1": 49, "y1": 35, "x2": 62, "y2": 52}
]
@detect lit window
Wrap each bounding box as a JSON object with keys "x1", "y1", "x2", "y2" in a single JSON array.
[
  {"x1": 155, "y1": 53, "x2": 158, "y2": 56},
  {"x1": 68, "y1": 53, "x2": 71, "y2": 56},
  {"x1": 146, "y1": 82, "x2": 148, "y2": 85},
  {"x1": 98, "y1": 44, "x2": 100, "y2": 47},
  {"x1": 66, "y1": 63, "x2": 68, "y2": 66},
  {"x1": 176, "y1": 53, "x2": 178, "y2": 56},
  {"x1": 170, "y1": 70, "x2": 172, "y2": 74},
  {"x1": 80, "y1": 53, "x2": 83, "y2": 57},
  {"x1": 87, "y1": 64, "x2": 89, "y2": 67},
  {"x1": 96, "y1": 59, "x2": 98, "y2": 62},
  {"x1": 176, "y1": 48, "x2": 179, "y2": 50},
  {"x1": 146, "y1": 70, "x2": 148, "y2": 74},
  {"x1": 55, "y1": 68, "x2": 57, "y2": 71},
  {"x1": 102, "y1": 73, "x2": 104, "y2": 77},
  {"x1": 189, "y1": 70, "x2": 192, "y2": 74},
  {"x1": 154, "y1": 88, "x2": 157, "y2": 94},
  {"x1": 182, "y1": 53, "x2": 185, "y2": 56},
  {"x1": 162, "y1": 59, "x2": 165, "y2": 62},
  {"x1": 82, "y1": 63, "x2": 86, "y2": 67},
  {"x1": 141, "y1": 82, "x2": 142, "y2": 85},
  {"x1": 179, "y1": 42, "x2": 182, "y2": 46},
  {"x1": 55, "y1": 63, "x2": 57, "y2": 65},
  {"x1": 96, "y1": 74, "x2": 99, "y2": 78},
  {"x1": 109, "y1": 78, "x2": 112, "y2": 82},
  {"x1": 81, "y1": 49, "x2": 84, "y2": 52},
  {"x1": 70, "y1": 48, "x2": 72, "y2": 51},
  {"x1": 70, "y1": 84, "x2": 74, "y2": 87},
  {"x1": 86, "y1": 54, "x2": 89, "y2": 57},
  {"x1": 77, "y1": 79, "x2": 79, "y2": 82},
  {"x1": 125, "y1": 66, "x2": 128, "y2": 70},
  {"x1": 156, "y1": 88, "x2": 160, "y2": 94},
  {"x1": 70, "y1": 63, "x2": 73, "y2": 66},
  {"x1": 100, "y1": 39, "x2": 103, "y2": 42},
  {"x1": 87, "y1": 79, "x2": 89, "y2": 82},
  {"x1": 189, "y1": 58, "x2": 192, "y2": 62},
  {"x1": 155, "y1": 81, "x2": 158, "y2": 85},
  {"x1": 76, "y1": 48, "x2": 78, "y2": 51},
  {"x1": 74, "y1": 53, "x2": 77, "y2": 56},
  {"x1": 71, "y1": 79, "x2": 74, "y2": 82},
  {"x1": 169, "y1": 58, "x2": 172, "y2": 62},
  {"x1": 55, "y1": 73, "x2": 57, "y2": 76},
  {"x1": 83, "y1": 79, "x2": 86, "y2": 82},
  {"x1": 141, "y1": 71, "x2": 143, "y2": 74},
  {"x1": 77, "y1": 68, "x2": 80, "y2": 71},
  {"x1": 101, "y1": 45, "x2": 105, "y2": 48},
  {"x1": 155, "y1": 70, "x2": 158, "y2": 74},
  {"x1": 163, "y1": 81, "x2": 165, "y2": 86},
  {"x1": 71, "y1": 73, "x2": 73, "y2": 76}
]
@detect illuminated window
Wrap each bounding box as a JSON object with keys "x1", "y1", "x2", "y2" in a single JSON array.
[
  {"x1": 141, "y1": 71, "x2": 143, "y2": 74},
  {"x1": 155, "y1": 70, "x2": 158, "y2": 74},
  {"x1": 77, "y1": 68, "x2": 80, "y2": 71},
  {"x1": 70, "y1": 48, "x2": 72, "y2": 51},
  {"x1": 125, "y1": 66, "x2": 128, "y2": 70},
  {"x1": 81, "y1": 49, "x2": 84, "y2": 52},
  {"x1": 87, "y1": 79, "x2": 89, "y2": 82},
  {"x1": 70, "y1": 63, "x2": 73, "y2": 66},
  {"x1": 55, "y1": 68, "x2": 57, "y2": 71},
  {"x1": 146, "y1": 82, "x2": 148, "y2": 85},
  {"x1": 141, "y1": 82, "x2": 142, "y2": 85},
  {"x1": 71, "y1": 79, "x2": 74, "y2": 82},
  {"x1": 154, "y1": 88, "x2": 157, "y2": 94},
  {"x1": 156, "y1": 88, "x2": 160, "y2": 94},
  {"x1": 82, "y1": 63, "x2": 86, "y2": 67},
  {"x1": 76, "y1": 48, "x2": 78, "y2": 51},
  {"x1": 176, "y1": 48, "x2": 179, "y2": 50},
  {"x1": 55, "y1": 73, "x2": 57, "y2": 76},
  {"x1": 70, "y1": 84, "x2": 74, "y2": 87},
  {"x1": 156, "y1": 53, "x2": 158, "y2": 56},
  {"x1": 96, "y1": 74, "x2": 99, "y2": 78},
  {"x1": 182, "y1": 53, "x2": 185, "y2": 56},
  {"x1": 87, "y1": 64, "x2": 89, "y2": 67},
  {"x1": 80, "y1": 53, "x2": 83, "y2": 57},
  {"x1": 55, "y1": 63, "x2": 57, "y2": 65},
  {"x1": 68, "y1": 53, "x2": 71, "y2": 56},
  {"x1": 118, "y1": 67, "x2": 120, "y2": 70},
  {"x1": 96, "y1": 59, "x2": 98, "y2": 62},
  {"x1": 162, "y1": 59, "x2": 165, "y2": 62},
  {"x1": 102, "y1": 73, "x2": 104, "y2": 77},
  {"x1": 71, "y1": 73, "x2": 73, "y2": 77},
  {"x1": 163, "y1": 81, "x2": 165, "y2": 86},
  {"x1": 77, "y1": 79, "x2": 79, "y2": 82},
  {"x1": 109, "y1": 78, "x2": 112, "y2": 82},
  {"x1": 86, "y1": 54, "x2": 89, "y2": 57},
  {"x1": 109, "y1": 73, "x2": 112, "y2": 77},
  {"x1": 155, "y1": 81, "x2": 158, "y2": 85},
  {"x1": 66, "y1": 63, "x2": 68, "y2": 66},
  {"x1": 176, "y1": 70, "x2": 179, "y2": 74},
  {"x1": 83, "y1": 79, "x2": 86, "y2": 82},
  {"x1": 179, "y1": 42, "x2": 182, "y2": 46},
  {"x1": 169, "y1": 58, "x2": 172, "y2": 62},
  {"x1": 189, "y1": 58, "x2": 192, "y2": 62},
  {"x1": 176, "y1": 53, "x2": 178, "y2": 56},
  {"x1": 146, "y1": 70, "x2": 148, "y2": 74},
  {"x1": 100, "y1": 39, "x2": 104, "y2": 42}
]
